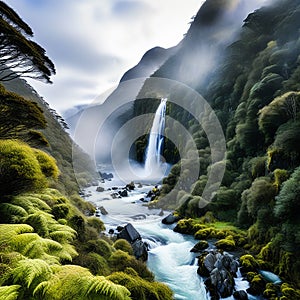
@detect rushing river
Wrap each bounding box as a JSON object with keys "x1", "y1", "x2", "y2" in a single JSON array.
[{"x1": 85, "y1": 176, "x2": 261, "y2": 300}]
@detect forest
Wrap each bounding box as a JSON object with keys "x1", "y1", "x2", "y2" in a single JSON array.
[
  {"x1": 1, "y1": 0, "x2": 300, "y2": 299},
  {"x1": 0, "y1": 1, "x2": 173, "y2": 299}
]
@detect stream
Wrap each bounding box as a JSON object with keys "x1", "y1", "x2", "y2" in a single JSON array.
[{"x1": 84, "y1": 175, "x2": 260, "y2": 300}]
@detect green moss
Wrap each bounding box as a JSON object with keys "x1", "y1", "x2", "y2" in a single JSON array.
[
  {"x1": 191, "y1": 240, "x2": 209, "y2": 252},
  {"x1": 194, "y1": 227, "x2": 215, "y2": 240},
  {"x1": 113, "y1": 239, "x2": 133, "y2": 255},
  {"x1": 281, "y1": 283, "x2": 300, "y2": 298},
  {"x1": 215, "y1": 237, "x2": 236, "y2": 251},
  {"x1": 240, "y1": 255, "x2": 260, "y2": 272}
]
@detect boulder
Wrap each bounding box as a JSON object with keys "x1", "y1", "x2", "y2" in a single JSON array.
[
  {"x1": 96, "y1": 186, "x2": 105, "y2": 192},
  {"x1": 198, "y1": 250, "x2": 239, "y2": 299},
  {"x1": 126, "y1": 181, "x2": 135, "y2": 190},
  {"x1": 161, "y1": 213, "x2": 180, "y2": 225},
  {"x1": 117, "y1": 223, "x2": 148, "y2": 261},
  {"x1": 191, "y1": 240, "x2": 209, "y2": 252},
  {"x1": 119, "y1": 189, "x2": 128, "y2": 197},
  {"x1": 99, "y1": 206, "x2": 108, "y2": 215},
  {"x1": 233, "y1": 290, "x2": 248, "y2": 300}
]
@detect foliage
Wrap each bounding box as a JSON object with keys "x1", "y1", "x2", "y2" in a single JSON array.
[
  {"x1": 113, "y1": 239, "x2": 133, "y2": 255},
  {"x1": 0, "y1": 1, "x2": 55, "y2": 83}
]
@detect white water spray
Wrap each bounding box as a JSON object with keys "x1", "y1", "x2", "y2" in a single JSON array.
[{"x1": 144, "y1": 98, "x2": 167, "y2": 177}]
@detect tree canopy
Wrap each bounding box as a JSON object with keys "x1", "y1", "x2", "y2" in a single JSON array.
[{"x1": 0, "y1": 1, "x2": 55, "y2": 83}]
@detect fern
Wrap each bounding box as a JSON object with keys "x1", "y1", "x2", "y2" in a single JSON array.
[
  {"x1": 0, "y1": 285, "x2": 20, "y2": 300},
  {"x1": 0, "y1": 203, "x2": 28, "y2": 223},
  {"x1": 34, "y1": 265, "x2": 131, "y2": 300},
  {"x1": 85, "y1": 275, "x2": 131, "y2": 300},
  {"x1": 12, "y1": 195, "x2": 51, "y2": 213},
  {"x1": 22, "y1": 212, "x2": 52, "y2": 237},
  {"x1": 0, "y1": 224, "x2": 34, "y2": 246},
  {"x1": 11, "y1": 258, "x2": 52, "y2": 290}
]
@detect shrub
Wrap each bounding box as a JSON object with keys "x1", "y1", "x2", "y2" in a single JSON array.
[
  {"x1": 0, "y1": 140, "x2": 47, "y2": 196},
  {"x1": 113, "y1": 239, "x2": 133, "y2": 255},
  {"x1": 33, "y1": 149, "x2": 60, "y2": 179}
]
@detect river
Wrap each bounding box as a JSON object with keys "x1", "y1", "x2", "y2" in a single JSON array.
[{"x1": 84, "y1": 175, "x2": 260, "y2": 300}]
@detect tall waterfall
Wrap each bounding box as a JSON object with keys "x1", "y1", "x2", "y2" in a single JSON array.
[{"x1": 144, "y1": 98, "x2": 167, "y2": 177}]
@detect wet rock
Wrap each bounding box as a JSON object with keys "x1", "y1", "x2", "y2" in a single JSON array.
[
  {"x1": 112, "y1": 186, "x2": 118, "y2": 190},
  {"x1": 190, "y1": 240, "x2": 209, "y2": 252},
  {"x1": 117, "y1": 223, "x2": 148, "y2": 261},
  {"x1": 158, "y1": 209, "x2": 164, "y2": 216},
  {"x1": 198, "y1": 250, "x2": 239, "y2": 299},
  {"x1": 161, "y1": 213, "x2": 180, "y2": 225},
  {"x1": 119, "y1": 189, "x2": 128, "y2": 197},
  {"x1": 99, "y1": 172, "x2": 113, "y2": 180},
  {"x1": 99, "y1": 206, "x2": 108, "y2": 215},
  {"x1": 96, "y1": 186, "x2": 105, "y2": 192},
  {"x1": 233, "y1": 290, "x2": 248, "y2": 300},
  {"x1": 126, "y1": 181, "x2": 135, "y2": 190}
]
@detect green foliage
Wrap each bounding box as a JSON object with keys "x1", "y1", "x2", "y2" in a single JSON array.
[
  {"x1": 0, "y1": 139, "x2": 47, "y2": 195},
  {"x1": 86, "y1": 239, "x2": 113, "y2": 260},
  {"x1": 108, "y1": 271, "x2": 173, "y2": 300},
  {"x1": 0, "y1": 2, "x2": 55, "y2": 83},
  {"x1": 0, "y1": 285, "x2": 20, "y2": 300},
  {"x1": 113, "y1": 239, "x2": 133, "y2": 255},
  {"x1": 33, "y1": 265, "x2": 131, "y2": 300},
  {"x1": 33, "y1": 149, "x2": 60, "y2": 179},
  {"x1": 0, "y1": 85, "x2": 47, "y2": 143},
  {"x1": 51, "y1": 204, "x2": 69, "y2": 220}
]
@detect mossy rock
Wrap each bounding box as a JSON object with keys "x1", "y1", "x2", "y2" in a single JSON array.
[
  {"x1": 173, "y1": 218, "x2": 206, "y2": 234},
  {"x1": 191, "y1": 240, "x2": 209, "y2": 252},
  {"x1": 194, "y1": 227, "x2": 215, "y2": 240},
  {"x1": 281, "y1": 283, "x2": 300, "y2": 299},
  {"x1": 197, "y1": 252, "x2": 210, "y2": 277},
  {"x1": 263, "y1": 283, "x2": 279, "y2": 299},
  {"x1": 240, "y1": 254, "x2": 259, "y2": 273},
  {"x1": 247, "y1": 274, "x2": 266, "y2": 296},
  {"x1": 215, "y1": 238, "x2": 236, "y2": 251}
]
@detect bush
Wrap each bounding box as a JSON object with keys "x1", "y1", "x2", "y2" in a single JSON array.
[
  {"x1": 33, "y1": 149, "x2": 60, "y2": 179},
  {"x1": 0, "y1": 139, "x2": 47, "y2": 196},
  {"x1": 51, "y1": 204, "x2": 69, "y2": 220},
  {"x1": 113, "y1": 239, "x2": 133, "y2": 255}
]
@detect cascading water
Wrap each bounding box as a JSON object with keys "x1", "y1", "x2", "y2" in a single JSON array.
[{"x1": 144, "y1": 98, "x2": 167, "y2": 177}]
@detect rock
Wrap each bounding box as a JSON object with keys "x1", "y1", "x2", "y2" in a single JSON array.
[
  {"x1": 190, "y1": 240, "x2": 209, "y2": 252},
  {"x1": 132, "y1": 239, "x2": 148, "y2": 261},
  {"x1": 247, "y1": 274, "x2": 266, "y2": 296},
  {"x1": 137, "y1": 183, "x2": 143, "y2": 188},
  {"x1": 117, "y1": 223, "x2": 148, "y2": 261},
  {"x1": 111, "y1": 192, "x2": 120, "y2": 199},
  {"x1": 158, "y1": 209, "x2": 164, "y2": 216},
  {"x1": 126, "y1": 181, "x2": 135, "y2": 190},
  {"x1": 96, "y1": 186, "x2": 105, "y2": 192},
  {"x1": 161, "y1": 213, "x2": 180, "y2": 225},
  {"x1": 99, "y1": 172, "x2": 113, "y2": 180},
  {"x1": 99, "y1": 206, "x2": 108, "y2": 215},
  {"x1": 112, "y1": 186, "x2": 118, "y2": 190},
  {"x1": 130, "y1": 214, "x2": 146, "y2": 220},
  {"x1": 116, "y1": 226, "x2": 124, "y2": 232},
  {"x1": 199, "y1": 250, "x2": 239, "y2": 299},
  {"x1": 233, "y1": 290, "x2": 248, "y2": 300},
  {"x1": 119, "y1": 189, "x2": 128, "y2": 197},
  {"x1": 108, "y1": 229, "x2": 114, "y2": 235}
]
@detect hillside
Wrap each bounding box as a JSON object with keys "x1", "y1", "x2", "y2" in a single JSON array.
[{"x1": 133, "y1": 0, "x2": 300, "y2": 292}]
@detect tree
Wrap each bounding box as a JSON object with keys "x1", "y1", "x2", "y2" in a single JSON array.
[
  {"x1": 0, "y1": 1, "x2": 55, "y2": 83},
  {"x1": 0, "y1": 84, "x2": 47, "y2": 145}
]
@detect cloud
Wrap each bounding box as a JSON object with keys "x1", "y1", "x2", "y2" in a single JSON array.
[{"x1": 4, "y1": 0, "x2": 268, "y2": 114}]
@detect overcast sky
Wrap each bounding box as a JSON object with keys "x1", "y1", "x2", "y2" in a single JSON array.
[{"x1": 5, "y1": 0, "x2": 203, "y2": 113}]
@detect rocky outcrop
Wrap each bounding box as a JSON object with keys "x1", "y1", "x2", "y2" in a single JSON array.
[
  {"x1": 198, "y1": 250, "x2": 239, "y2": 299},
  {"x1": 117, "y1": 223, "x2": 148, "y2": 261}
]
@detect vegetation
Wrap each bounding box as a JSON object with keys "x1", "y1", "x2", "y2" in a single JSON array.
[
  {"x1": 0, "y1": 2, "x2": 173, "y2": 299},
  {"x1": 131, "y1": 0, "x2": 300, "y2": 293}
]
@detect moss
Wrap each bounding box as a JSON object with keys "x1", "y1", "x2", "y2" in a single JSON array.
[
  {"x1": 263, "y1": 283, "x2": 279, "y2": 299},
  {"x1": 240, "y1": 255, "x2": 260, "y2": 273},
  {"x1": 113, "y1": 239, "x2": 133, "y2": 255},
  {"x1": 247, "y1": 274, "x2": 266, "y2": 296},
  {"x1": 215, "y1": 237, "x2": 236, "y2": 251},
  {"x1": 173, "y1": 218, "x2": 206, "y2": 234},
  {"x1": 191, "y1": 240, "x2": 209, "y2": 252},
  {"x1": 281, "y1": 283, "x2": 300, "y2": 298},
  {"x1": 194, "y1": 227, "x2": 215, "y2": 240}
]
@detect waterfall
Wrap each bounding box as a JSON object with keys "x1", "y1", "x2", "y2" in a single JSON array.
[{"x1": 144, "y1": 98, "x2": 167, "y2": 177}]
